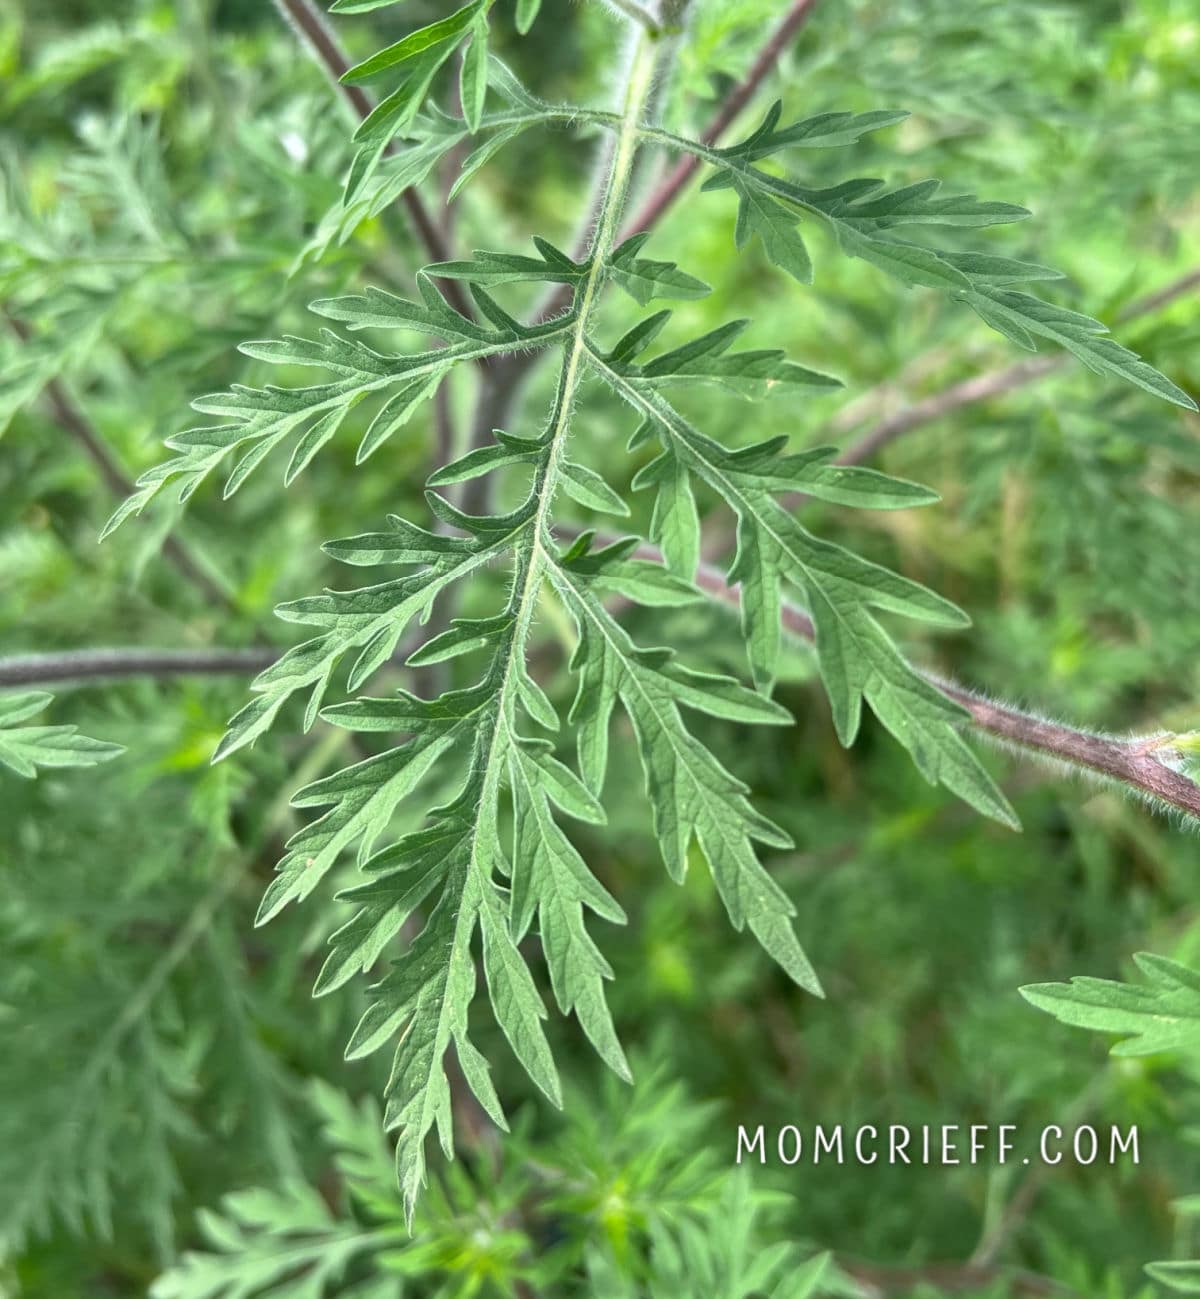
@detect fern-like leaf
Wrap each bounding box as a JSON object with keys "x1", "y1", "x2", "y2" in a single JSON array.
[
  {"x1": 593, "y1": 346, "x2": 1018, "y2": 827},
  {"x1": 107, "y1": 10, "x2": 1198, "y2": 1223},
  {"x1": 0, "y1": 691, "x2": 123, "y2": 778},
  {"x1": 640, "y1": 104, "x2": 1200, "y2": 410},
  {"x1": 103, "y1": 279, "x2": 574, "y2": 537},
  {"x1": 1021, "y1": 953, "x2": 1200, "y2": 1056}
]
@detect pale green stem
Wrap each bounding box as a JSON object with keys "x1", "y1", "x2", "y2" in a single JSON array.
[
  {"x1": 469, "y1": 26, "x2": 661, "y2": 823},
  {"x1": 601, "y1": 0, "x2": 662, "y2": 34}
]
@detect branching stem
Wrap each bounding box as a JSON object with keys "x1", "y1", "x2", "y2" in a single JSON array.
[
  {"x1": 468, "y1": 1, "x2": 821, "y2": 514},
  {"x1": 470, "y1": 26, "x2": 661, "y2": 820},
  {"x1": 684, "y1": 555, "x2": 1200, "y2": 821},
  {"x1": 503, "y1": 0, "x2": 822, "y2": 377},
  {"x1": 622, "y1": 0, "x2": 821, "y2": 235},
  {"x1": 10, "y1": 549, "x2": 1200, "y2": 822}
]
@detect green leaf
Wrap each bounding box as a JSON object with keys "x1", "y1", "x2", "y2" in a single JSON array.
[
  {"x1": 103, "y1": 282, "x2": 573, "y2": 536},
  {"x1": 718, "y1": 101, "x2": 909, "y2": 159},
  {"x1": 691, "y1": 141, "x2": 1191, "y2": 407},
  {"x1": 330, "y1": 0, "x2": 413, "y2": 11},
  {"x1": 449, "y1": 120, "x2": 534, "y2": 200},
  {"x1": 148, "y1": 1183, "x2": 380, "y2": 1299},
  {"x1": 256, "y1": 737, "x2": 457, "y2": 926},
  {"x1": 961, "y1": 288, "x2": 1197, "y2": 409},
  {"x1": 794, "y1": 461, "x2": 942, "y2": 510},
  {"x1": 623, "y1": 319, "x2": 840, "y2": 397},
  {"x1": 550, "y1": 561, "x2": 821, "y2": 996},
  {"x1": 338, "y1": 786, "x2": 559, "y2": 1221},
  {"x1": 515, "y1": 0, "x2": 541, "y2": 33},
  {"x1": 646, "y1": 446, "x2": 700, "y2": 579},
  {"x1": 595, "y1": 356, "x2": 1016, "y2": 828},
  {"x1": 730, "y1": 173, "x2": 813, "y2": 284},
  {"x1": 836, "y1": 226, "x2": 969, "y2": 290},
  {"x1": 1146, "y1": 1261, "x2": 1200, "y2": 1294},
  {"x1": 427, "y1": 437, "x2": 540, "y2": 487},
  {"x1": 340, "y1": 1, "x2": 484, "y2": 84},
  {"x1": 1021, "y1": 953, "x2": 1200, "y2": 1056},
  {"x1": 459, "y1": 12, "x2": 489, "y2": 132},
  {"x1": 426, "y1": 238, "x2": 587, "y2": 287},
  {"x1": 584, "y1": 1173, "x2": 830, "y2": 1299},
  {"x1": 608, "y1": 233, "x2": 712, "y2": 304},
  {"x1": 560, "y1": 459, "x2": 630, "y2": 516},
  {"x1": 213, "y1": 510, "x2": 524, "y2": 762},
  {"x1": 0, "y1": 692, "x2": 123, "y2": 779}
]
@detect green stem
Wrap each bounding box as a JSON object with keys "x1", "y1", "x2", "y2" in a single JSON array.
[
  {"x1": 602, "y1": 0, "x2": 662, "y2": 34},
  {"x1": 468, "y1": 26, "x2": 660, "y2": 824}
]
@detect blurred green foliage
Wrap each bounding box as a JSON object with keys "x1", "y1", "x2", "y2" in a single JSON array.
[{"x1": 3, "y1": 0, "x2": 1200, "y2": 1295}]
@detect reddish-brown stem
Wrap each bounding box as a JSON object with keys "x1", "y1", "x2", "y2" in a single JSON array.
[
  {"x1": 832, "y1": 356, "x2": 1061, "y2": 468},
  {"x1": 697, "y1": 263, "x2": 1200, "y2": 561},
  {"x1": 504, "y1": 0, "x2": 824, "y2": 363},
  {"x1": 688, "y1": 556, "x2": 1200, "y2": 821},
  {"x1": 569, "y1": 524, "x2": 1200, "y2": 821},
  {"x1": 273, "y1": 0, "x2": 473, "y2": 322},
  {"x1": 842, "y1": 1259, "x2": 1077, "y2": 1299},
  {"x1": 19, "y1": 537, "x2": 1200, "y2": 821},
  {"x1": 622, "y1": 0, "x2": 822, "y2": 237},
  {"x1": 935, "y1": 680, "x2": 1200, "y2": 819},
  {"x1": 0, "y1": 648, "x2": 276, "y2": 687},
  {"x1": 5, "y1": 314, "x2": 235, "y2": 612},
  {"x1": 830, "y1": 264, "x2": 1200, "y2": 470}
]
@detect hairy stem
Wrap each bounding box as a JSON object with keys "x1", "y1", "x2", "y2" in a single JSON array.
[
  {"x1": 603, "y1": 0, "x2": 662, "y2": 33},
  {"x1": 560, "y1": 527, "x2": 1200, "y2": 821},
  {"x1": 688, "y1": 560, "x2": 1200, "y2": 821},
  {"x1": 622, "y1": 0, "x2": 821, "y2": 236},
  {"x1": 11, "y1": 542, "x2": 1200, "y2": 822},
  {"x1": 461, "y1": 0, "x2": 817, "y2": 513},
  {"x1": 0, "y1": 648, "x2": 277, "y2": 688},
  {"x1": 472, "y1": 24, "x2": 661, "y2": 815},
  {"x1": 501, "y1": 0, "x2": 822, "y2": 378}
]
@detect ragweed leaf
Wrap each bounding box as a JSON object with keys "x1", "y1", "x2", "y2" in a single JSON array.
[
  {"x1": 1022, "y1": 953, "x2": 1200, "y2": 1057},
  {"x1": 331, "y1": 2, "x2": 551, "y2": 201},
  {"x1": 717, "y1": 101, "x2": 909, "y2": 159},
  {"x1": 0, "y1": 692, "x2": 123, "y2": 778},
  {"x1": 597, "y1": 351, "x2": 1016, "y2": 828},
  {"x1": 682, "y1": 122, "x2": 1196, "y2": 408},
  {"x1": 148, "y1": 1183, "x2": 383, "y2": 1299},
  {"x1": 103, "y1": 281, "x2": 574, "y2": 536},
  {"x1": 608, "y1": 233, "x2": 712, "y2": 304},
  {"x1": 112, "y1": 28, "x2": 1199, "y2": 1232},
  {"x1": 515, "y1": 0, "x2": 541, "y2": 33},
  {"x1": 618, "y1": 317, "x2": 840, "y2": 397},
  {"x1": 340, "y1": 2, "x2": 486, "y2": 84},
  {"x1": 549, "y1": 552, "x2": 821, "y2": 996},
  {"x1": 426, "y1": 238, "x2": 587, "y2": 287},
  {"x1": 508, "y1": 737, "x2": 629, "y2": 1079},
  {"x1": 729, "y1": 171, "x2": 814, "y2": 284}
]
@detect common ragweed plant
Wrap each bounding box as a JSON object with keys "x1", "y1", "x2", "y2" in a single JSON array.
[{"x1": 97, "y1": 0, "x2": 1198, "y2": 1221}]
